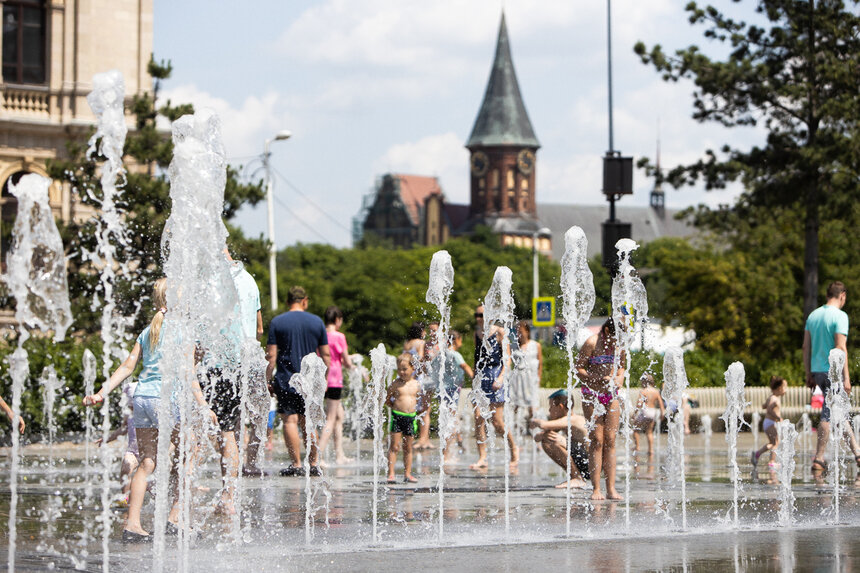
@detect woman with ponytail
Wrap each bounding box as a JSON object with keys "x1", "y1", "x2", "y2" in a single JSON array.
[{"x1": 84, "y1": 278, "x2": 215, "y2": 542}]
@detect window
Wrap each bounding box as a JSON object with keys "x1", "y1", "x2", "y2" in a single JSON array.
[
  {"x1": 3, "y1": 1, "x2": 47, "y2": 85},
  {"x1": 507, "y1": 169, "x2": 515, "y2": 190}
]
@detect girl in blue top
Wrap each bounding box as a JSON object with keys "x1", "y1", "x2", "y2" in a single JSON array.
[{"x1": 84, "y1": 278, "x2": 215, "y2": 542}]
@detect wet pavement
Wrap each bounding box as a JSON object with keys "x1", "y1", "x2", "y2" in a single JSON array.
[{"x1": 2, "y1": 430, "x2": 860, "y2": 571}]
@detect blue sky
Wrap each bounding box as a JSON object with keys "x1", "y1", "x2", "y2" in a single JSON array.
[{"x1": 154, "y1": 0, "x2": 762, "y2": 249}]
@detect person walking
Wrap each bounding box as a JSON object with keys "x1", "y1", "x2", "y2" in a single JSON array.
[
  {"x1": 803, "y1": 281, "x2": 860, "y2": 474},
  {"x1": 266, "y1": 286, "x2": 331, "y2": 476}
]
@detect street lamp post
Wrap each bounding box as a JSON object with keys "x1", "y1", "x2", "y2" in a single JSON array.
[
  {"x1": 532, "y1": 227, "x2": 551, "y2": 302},
  {"x1": 264, "y1": 130, "x2": 292, "y2": 311}
]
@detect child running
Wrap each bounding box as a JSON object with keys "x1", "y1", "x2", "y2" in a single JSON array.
[
  {"x1": 386, "y1": 353, "x2": 425, "y2": 483},
  {"x1": 632, "y1": 373, "x2": 665, "y2": 458},
  {"x1": 751, "y1": 376, "x2": 787, "y2": 469},
  {"x1": 83, "y1": 278, "x2": 216, "y2": 542}
]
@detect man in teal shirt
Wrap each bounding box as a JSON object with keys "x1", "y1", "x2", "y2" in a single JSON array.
[{"x1": 803, "y1": 281, "x2": 859, "y2": 472}]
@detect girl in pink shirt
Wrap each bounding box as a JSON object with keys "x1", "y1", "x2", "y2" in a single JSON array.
[{"x1": 318, "y1": 306, "x2": 354, "y2": 465}]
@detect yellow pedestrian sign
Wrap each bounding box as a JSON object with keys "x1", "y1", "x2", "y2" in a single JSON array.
[{"x1": 532, "y1": 297, "x2": 555, "y2": 327}]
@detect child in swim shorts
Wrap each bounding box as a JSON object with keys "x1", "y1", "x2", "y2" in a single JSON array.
[
  {"x1": 386, "y1": 353, "x2": 426, "y2": 483},
  {"x1": 751, "y1": 376, "x2": 786, "y2": 469}
]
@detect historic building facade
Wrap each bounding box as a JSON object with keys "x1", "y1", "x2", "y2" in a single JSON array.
[{"x1": 1, "y1": 0, "x2": 152, "y2": 249}]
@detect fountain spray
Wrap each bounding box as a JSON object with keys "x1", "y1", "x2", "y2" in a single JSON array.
[
  {"x1": 612, "y1": 238, "x2": 648, "y2": 527},
  {"x1": 86, "y1": 69, "x2": 133, "y2": 572},
  {"x1": 481, "y1": 266, "x2": 515, "y2": 533},
  {"x1": 367, "y1": 344, "x2": 390, "y2": 543},
  {"x1": 154, "y1": 110, "x2": 239, "y2": 571},
  {"x1": 662, "y1": 347, "x2": 689, "y2": 530},
  {"x1": 775, "y1": 420, "x2": 798, "y2": 526},
  {"x1": 426, "y1": 250, "x2": 454, "y2": 540},
  {"x1": 721, "y1": 361, "x2": 747, "y2": 529},
  {"x1": 559, "y1": 226, "x2": 594, "y2": 536},
  {"x1": 826, "y1": 348, "x2": 850, "y2": 523},
  {"x1": 3, "y1": 173, "x2": 72, "y2": 573},
  {"x1": 290, "y1": 353, "x2": 329, "y2": 544}
]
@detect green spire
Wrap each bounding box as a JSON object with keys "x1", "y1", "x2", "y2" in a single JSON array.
[{"x1": 466, "y1": 12, "x2": 540, "y2": 149}]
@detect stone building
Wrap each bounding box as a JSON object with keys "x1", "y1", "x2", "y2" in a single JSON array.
[{"x1": 1, "y1": 0, "x2": 152, "y2": 257}]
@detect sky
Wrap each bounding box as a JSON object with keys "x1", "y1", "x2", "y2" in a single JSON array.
[{"x1": 153, "y1": 0, "x2": 764, "y2": 250}]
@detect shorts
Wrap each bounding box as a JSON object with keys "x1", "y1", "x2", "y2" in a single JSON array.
[
  {"x1": 388, "y1": 410, "x2": 418, "y2": 436},
  {"x1": 570, "y1": 441, "x2": 590, "y2": 480},
  {"x1": 812, "y1": 372, "x2": 832, "y2": 422},
  {"x1": 441, "y1": 385, "x2": 461, "y2": 408},
  {"x1": 202, "y1": 367, "x2": 242, "y2": 433},
  {"x1": 325, "y1": 387, "x2": 343, "y2": 400},
  {"x1": 480, "y1": 379, "x2": 505, "y2": 404},
  {"x1": 276, "y1": 389, "x2": 306, "y2": 417},
  {"x1": 763, "y1": 417, "x2": 776, "y2": 432},
  {"x1": 132, "y1": 395, "x2": 160, "y2": 429}
]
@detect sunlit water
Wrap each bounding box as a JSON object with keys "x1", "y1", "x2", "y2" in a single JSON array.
[{"x1": 3, "y1": 431, "x2": 860, "y2": 571}]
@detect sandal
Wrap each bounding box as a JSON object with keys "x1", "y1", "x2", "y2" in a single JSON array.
[{"x1": 811, "y1": 458, "x2": 827, "y2": 472}]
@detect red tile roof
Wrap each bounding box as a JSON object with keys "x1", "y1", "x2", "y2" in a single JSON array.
[{"x1": 395, "y1": 174, "x2": 443, "y2": 226}]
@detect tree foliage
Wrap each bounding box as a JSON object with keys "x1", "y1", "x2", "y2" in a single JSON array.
[{"x1": 634, "y1": 0, "x2": 860, "y2": 317}]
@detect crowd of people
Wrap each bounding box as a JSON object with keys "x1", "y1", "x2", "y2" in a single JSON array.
[{"x1": 2, "y1": 263, "x2": 856, "y2": 541}]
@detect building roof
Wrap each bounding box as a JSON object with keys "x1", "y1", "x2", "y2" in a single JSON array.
[
  {"x1": 536, "y1": 203, "x2": 695, "y2": 261},
  {"x1": 393, "y1": 174, "x2": 443, "y2": 226},
  {"x1": 466, "y1": 12, "x2": 540, "y2": 150}
]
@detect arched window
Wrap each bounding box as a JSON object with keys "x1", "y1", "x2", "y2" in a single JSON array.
[
  {"x1": 2, "y1": 0, "x2": 47, "y2": 85},
  {"x1": 0, "y1": 171, "x2": 25, "y2": 273}
]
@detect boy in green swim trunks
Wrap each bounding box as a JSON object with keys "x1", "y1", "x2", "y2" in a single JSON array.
[{"x1": 386, "y1": 353, "x2": 426, "y2": 483}]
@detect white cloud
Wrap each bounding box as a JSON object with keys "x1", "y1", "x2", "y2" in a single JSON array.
[
  {"x1": 372, "y1": 132, "x2": 470, "y2": 202},
  {"x1": 158, "y1": 84, "x2": 295, "y2": 160}
]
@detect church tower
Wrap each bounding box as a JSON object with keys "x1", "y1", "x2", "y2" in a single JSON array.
[{"x1": 466, "y1": 13, "x2": 541, "y2": 222}]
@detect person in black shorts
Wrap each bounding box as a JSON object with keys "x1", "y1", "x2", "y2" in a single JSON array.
[
  {"x1": 529, "y1": 389, "x2": 590, "y2": 489},
  {"x1": 266, "y1": 286, "x2": 330, "y2": 476}
]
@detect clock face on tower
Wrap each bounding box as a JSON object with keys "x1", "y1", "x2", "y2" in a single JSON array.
[
  {"x1": 517, "y1": 149, "x2": 535, "y2": 175},
  {"x1": 470, "y1": 151, "x2": 489, "y2": 177}
]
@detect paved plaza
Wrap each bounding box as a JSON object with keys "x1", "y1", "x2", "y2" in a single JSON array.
[{"x1": 2, "y1": 431, "x2": 860, "y2": 571}]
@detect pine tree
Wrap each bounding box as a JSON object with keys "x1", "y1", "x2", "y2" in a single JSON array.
[{"x1": 635, "y1": 0, "x2": 860, "y2": 317}]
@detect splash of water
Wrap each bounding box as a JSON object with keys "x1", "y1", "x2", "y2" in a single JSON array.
[
  {"x1": 346, "y1": 354, "x2": 368, "y2": 462},
  {"x1": 826, "y1": 348, "x2": 850, "y2": 523},
  {"x1": 721, "y1": 361, "x2": 747, "y2": 528},
  {"x1": 425, "y1": 250, "x2": 454, "y2": 539},
  {"x1": 700, "y1": 414, "x2": 713, "y2": 452},
  {"x1": 479, "y1": 266, "x2": 515, "y2": 533},
  {"x1": 775, "y1": 419, "x2": 797, "y2": 526},
  {"x1": 559, "y1": 226, "x2": 594, "y2": 535},
  {"x1": 154, "y1": 110, "x2": 239, "y2": 571},
  {"x1": 290, "y1": 353, "x2": 329, "y2": 544},
  {"x1": 798, "y1": 412, "x2": 812, "y2": 454},
  {"x1": 661, "y1": 346, "x2": 688, "y2": 529},
  {"x1": 3, "y1": 173, "x2": 71, "y2": 573},
  {"x1": 86, "y1": 69, "x2": 133, "y2": 572},
  {"x1": 612, "y1": 238, "x2": 648, "y2": 526},
  {"x1": 367, "y1": 344, "x2": 390, "y2": 543},
  {"x1": 751, "y1": 410, "x2": 761, "y2": 450}
]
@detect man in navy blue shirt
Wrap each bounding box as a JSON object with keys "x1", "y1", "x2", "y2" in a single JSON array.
[{"x1": 266, "y1": 286, "x2": 330, "y2": 476}]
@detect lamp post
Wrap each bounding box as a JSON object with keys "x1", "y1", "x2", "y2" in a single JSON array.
[
  {"x1": 532, "y1": 227, "x2": 551, "y2": 302},
  {"x1": 264, "y1": 130, "x2": 292, "y2": 311}
]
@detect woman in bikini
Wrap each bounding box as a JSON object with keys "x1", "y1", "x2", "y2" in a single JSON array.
[{"x1": 575, "y1": 318, "x2": 624, "y2": 501}]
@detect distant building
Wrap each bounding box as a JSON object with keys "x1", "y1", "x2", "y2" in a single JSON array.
[{"x1": 354, "y1": 11, "x2": 691, "y2": 257}]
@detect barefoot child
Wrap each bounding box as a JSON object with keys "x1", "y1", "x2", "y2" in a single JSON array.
[
  {"x1": 751, "y1": 376, "x2": 787, "y2": 468},
  {"x1": 386, "y1": 353, "x2": 425, "y2": 483},
  {"x1": 632, "y1": 373, "x2": 665, "y2": 457},
  {"x1": 83, "y1": 279, "x2": 216, "y2": 542},
  {"x1": 433, "y1": 330, "x2": 473, "y2": 463}
]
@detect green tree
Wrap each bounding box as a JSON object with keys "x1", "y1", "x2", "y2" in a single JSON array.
[
  {"x1": 48, "y1": 57, "x2": 265, "y2": 334},
  {"x1": 635, "y1": 0, "x2": 860, "y2": 318}
]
